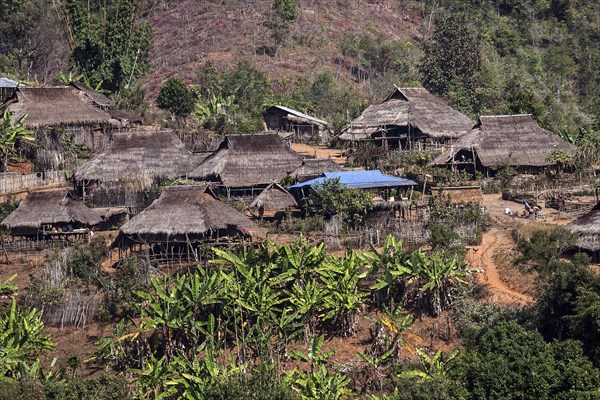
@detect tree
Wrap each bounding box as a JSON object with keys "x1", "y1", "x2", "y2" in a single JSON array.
[
  {"x1": 267, "y1": 0, "x2": 297, "y2": 56},
  {"x1": 419, "y1": 16, "x2": 482, "y2": 113},
  {"x1": 0, "y1": 110, "x2": 35, "y2": 172},
  {"x1": 156, "y1": 77, "x2": 195, "y2": 119},
  {"x1": 305, "y1": 178, "x2": 373, "y2": 227}
]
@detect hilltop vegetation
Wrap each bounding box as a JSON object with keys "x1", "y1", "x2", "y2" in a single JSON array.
[{"x1": 1, "y1": 0, "x2": 599, "y2": 135}]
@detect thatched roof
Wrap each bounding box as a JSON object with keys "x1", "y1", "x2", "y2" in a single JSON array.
[
  {"x1": 120, "y1": 185, "x2": 254, "y2": 240},
  {"x1": 188, "y1": 134, "x2": 304, "y2": 187},
  {"x1": 567, "y1": 203, "x2": 600, "y2": 252},
  {"x1": 4, "y1": 87, "x2": 113, "y2": 128},
  {"x1": 69, "y1": 81, "x2": 113, "y2": 109},
  {"x1": 293, "y1": 158, "x2": 342, "y2": 179},
  {"x1": 433, "y1": 115, "x2": 574, "y2": 168},
  {"x1": 1, "y1": 190, "x2": 101, "y2": 230},
  {"x1": 431, "y1": 186, "x2": 484, "y2": 206},
  {"x1": 250, "y1": 183, "x2": 298, "y2": 210},
  {"x1": 340, "y1": 87, "x2": 474, "y2": 140},
  {"x1": 75, "y1": 131, "x2": 199, "y2": 184}
]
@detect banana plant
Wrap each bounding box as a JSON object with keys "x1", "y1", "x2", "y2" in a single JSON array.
[
  {"x1": 0, "y1": 273, "x2": 17, "y2": 297},
  {"x1": 398, "y1": 348, "x2": 459, "y2": 381},
  {"x1": 0, "y1": 110, "x2": 35, "y2": 172},
  {"x1": 273, "y1": 239, "x2": 326, "y2": 287},
  {"x1": 366, "y1": 236, "x2": 411, "y2": 309},
  {"x1": 130, "y1": 354, "x2": 178, "y2": 400},
  {"x1": 416, "y1": 253, "x2": 468, "y2": 316},
  {"x1": 318, "y1": 251, "x2": 369, "y2": 337},
  {"x1": 369, "y1": 305, "x2": 421, "y2": 363},
  {"x1": 287, "y1": 336, "x2": 353, "y2": 400},
  {"x1": 284, "y1": 276, "x2": 324, "y2": 340},
  {"x1": 0, "y1": 298, "x2": 55, "y2": 376}
]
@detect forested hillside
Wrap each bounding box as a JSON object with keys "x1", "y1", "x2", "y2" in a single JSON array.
[{"x1": 1, "y1": 0, "x2": 599, "y2": 135}]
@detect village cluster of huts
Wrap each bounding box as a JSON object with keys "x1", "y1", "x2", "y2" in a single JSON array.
[{"x1": 1, "y1": 78, "x2": 591, "y2": 262}]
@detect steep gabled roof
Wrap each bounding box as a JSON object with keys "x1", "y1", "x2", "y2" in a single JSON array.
[
  {"x1": 433, "y1": 115, "x2": 574, "y2": 167},
  {"x1": 188, "y1": 134, "x2": 304, "y2": 187},
  {"x1": 4, "y1": 87, "x2": 113, "y2": 128},
  {"x1": 340, "y1": 87, "x2": 474, "y2": 140},
  {"x1": 249, "y1": 182, "x2": 298, "y2": 210},
  {"x1": 1, "y1": 190, "x2": 101, "y2": 230},
  {"x1": 120, "y1": 185, "x2": 254, "y2": 239},
  {"x1": 567, "y1": 203, "x2": 600, "y2": 252},
  {"x1": 74, "y1": 131, "x2": 199, "y2": 183}
]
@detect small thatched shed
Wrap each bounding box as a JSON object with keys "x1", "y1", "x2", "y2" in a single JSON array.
[
  {"x1": 249, "y1": 183, "x2": 298, "y2": 217},
  {"x1": 292, "y1": 158, "x2": 342, "y2": 183},
  {"x1": 188, "y1": 133, "x2": 304, "y2": 195},
  {"x1": 74, "y1": 131, "x2": 201, "y2": 208},
  {"x1": 69, "y1": 81, "x2": 113, "y2": 110},
  {"x1": 264, "y1": 105, "x2": 331, "y2": 144},
  {"x1": 340, "y1": 87, "x2": 474, "y2": 150},
  {"x1": 118, "y1": 185, "x2": 254, "y2": 246},
  {"x1": 433, "y1": 114, "x2": 575, "y2": 175},
  {"x1": 1, "y1": 190, "x2": 101, "y2": 237},
  {"x1": 567, "y1": 203, "x2": 600, "y2": 259},
  {"x1": 431, "y1": 186, "x2": 484, "y2": 207}
]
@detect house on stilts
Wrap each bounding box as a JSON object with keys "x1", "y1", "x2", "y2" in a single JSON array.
[
  {"x1": 116, "y1": 185, "x2": 255, "y2": 261},
  {"x1": 432, "y1": 114, "x2": 574, "y2": 176},
  {"x1": 339, "y1": 86, "x2": 474, "y2": 151},
  {"x1": 263, "y1": 105, "x2": 331, "y2": 144},
  {"x1": 1, "y1": 189, "x2": 101, "y2": 240},
  {"x1": 188, "y1": 133, "x2": 304, "y2": 197}
]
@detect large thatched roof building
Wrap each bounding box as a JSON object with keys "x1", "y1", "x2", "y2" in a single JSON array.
[
  {"x1": 567, "y1": 203, "x2": 600, "y2": 258},
  {"x1": 1, "y1": 190, "x2": 101, "y2": 237},
  {"x1": 74, "y1": 131, "x2": 201, "y2": 207},
  {"x1": 433, "y1": 114, "x2": 574, "y2": 175},
  {"x1": 118, "y1": 185, "x2": 254, "y2": 246},
  {"x1": 340, "y1": 87, "x2": 474, "y2": 150},
  {"x1": 4, "y1": 86, "x2": 114, "y2": 129},
  {"x1": 188, "y1": 134, "x2": 304, "y2": 195}
]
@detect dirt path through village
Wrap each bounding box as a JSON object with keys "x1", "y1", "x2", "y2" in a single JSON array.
[{"x1": 469, "y1": 226, "x2": 534, "y2": 306}]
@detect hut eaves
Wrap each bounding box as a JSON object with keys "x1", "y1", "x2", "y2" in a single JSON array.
[{"x1": 567, "y1": 203, "x2": 600, "y2": 252}]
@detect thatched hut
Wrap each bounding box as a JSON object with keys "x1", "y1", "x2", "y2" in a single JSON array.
[
  {"x1": 3, "y1": 86, "x2": 117, "y2": 170},
  {"x1": 188, "y1": 133, "x2": 304, "y2": 196},
  {"x1": 567, "y1": 203, "x2": 600, "y2": 260},
  {"x1": 292, "y1": 158, "x2": 342, "y2": 183},
  {"x1": 249, "y1": 182, "x2": 298, "y2": 219},
  {"x1": 74, "y1": 131, "x2": 200, "y2": 208},
  {"x1": 117, "y1": 185, "x2": 255, "y2": 253},
  {"x1": 1, "y1": 189, "x2": 101, "y2": 238},
  {"x1": 431, "y1": 186, "x2": 484, "y2": 207},
  {"x1": 339, "y1": 87, "x2": 474, "y2": 150},
  {"x1": 433, "y1": 115, "x2": 575, "y2": 176},
  {"x1": 0, "y1": 77, "x2": 22, "y2": 103},
  {"x1": 263, "y1": 105, "x2": 331, "y2": 144}
]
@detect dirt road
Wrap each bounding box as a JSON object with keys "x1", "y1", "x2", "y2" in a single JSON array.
[{"x1": 469, "y1": 227, "x2": 534, "y2": 306}]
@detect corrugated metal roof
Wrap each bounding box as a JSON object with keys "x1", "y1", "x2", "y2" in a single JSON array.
[
  {"x1": 0, "y1": 77, "x2": 21, "y2": 87},
  {"x1": 271, "y1": 105, "x2": 330, "y2": 126},
  {"x1": 289, "y1": 170, "x2": 417, "y2": 189}
]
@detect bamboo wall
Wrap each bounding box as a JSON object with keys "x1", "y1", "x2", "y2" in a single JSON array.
[{"x1": 0, "y1": 171, "x2": 68, "y2": 196}]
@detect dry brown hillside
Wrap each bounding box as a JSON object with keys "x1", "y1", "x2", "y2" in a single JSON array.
[{"x1": 143, "y1": 0, "x2": 425, "y2": 98}]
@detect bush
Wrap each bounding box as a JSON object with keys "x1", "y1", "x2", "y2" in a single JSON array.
[{"x1": 157, "y1": 77, "x2": 195, "y2": 118}]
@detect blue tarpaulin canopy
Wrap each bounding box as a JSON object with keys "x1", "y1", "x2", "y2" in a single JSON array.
[{"x1": 288, "y1": 170, "x2": 417, "y2": 190}]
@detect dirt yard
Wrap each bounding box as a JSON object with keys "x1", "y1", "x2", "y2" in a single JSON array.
[{"x1": 291, "y1": 143, "x2": 347, "y2": 166}]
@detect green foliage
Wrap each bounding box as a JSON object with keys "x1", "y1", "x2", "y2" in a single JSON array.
[
  {"x1": 0, "y1": 0, "x2": 42, "y2": 69},
  {"x1": 156, "y1": 77, "x2": 195, "y2": 118},
  {"x1": 304, "y1": 178, "x2": 373, "y2": 227},
  {"x1": 267, "y1": 0, "x2": 297, "y2": 54},
  {"x1": 194, "y1": 61, "x2": 272, "y2": 133},
  {"x1": 0, "y1": 296, "x2": 55, "y2": 378},
  {"x1": 452, "y1": 320, "x2": 600, "y2": 400},
  {"x1": 419, "y1": 16, "x2": 481, "y2": 114},
  {"x1": 0, "y1": 110, "x2": 35, "y2": 172},
  {"x1": 64, "y1": 0, "x2": 152, "y2": 92}
]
